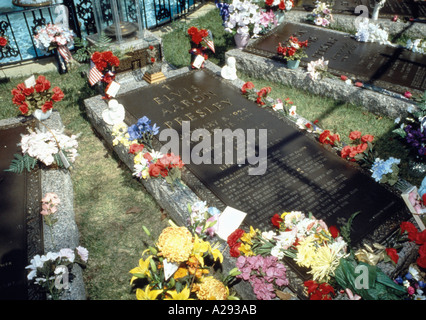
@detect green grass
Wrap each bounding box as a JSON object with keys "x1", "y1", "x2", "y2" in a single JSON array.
[{"x1": 0, "y1": 7, "x2": 423, "y2": 299}]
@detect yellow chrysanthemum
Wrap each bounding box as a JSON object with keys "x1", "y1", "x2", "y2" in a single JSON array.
[
  {"x1": 195, "y1": 277, "x2": 229, "y2": 300},
  {"x1": 157, "y1": 226, "x2": 194, "y2": 263},
  {"x1": 294, "y1": 235, "x2": 317, "y2": 268},
  {"x1": 309, "y1": 242, "x2": 348, "y2": 282},
  {"x1": 135, "y1": 286, "x2": 163, "y2": 300}
]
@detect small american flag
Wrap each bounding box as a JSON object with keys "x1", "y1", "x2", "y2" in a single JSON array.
[
  {"x1": 57, "y1": 45, "x2": 72, "y2": 62},
  {"x1": 88, "y1": 60, "x2": 103, "y2": 86},
  {"x1": 203, "y1": 30, "x2": 215, "y2": 53}
]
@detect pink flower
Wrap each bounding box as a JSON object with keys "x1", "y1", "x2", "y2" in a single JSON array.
[{"x1": 404, "y1": 91, "x2": 412, "y2": 99}]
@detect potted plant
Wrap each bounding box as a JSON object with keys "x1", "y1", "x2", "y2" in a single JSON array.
[
  {"x1": 277, "y1": 35, "x2": 308, "y2": 69},
  {"x1": 223, "y1": 0, "x2": 262, "y2": 49}
]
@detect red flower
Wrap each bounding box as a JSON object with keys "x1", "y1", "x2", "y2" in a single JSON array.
[
  {"x1": 22, "y1": 87, "x2": 34, "y2": 96},
  {"x1": 187, "y1": 26, "x2": 198, "y2": 36},
  {"x1": 143, "y1": 153, "x2": 153, "y2": 162},
  {"x1": 148, "y1": 163, "x2": 161, "y2": 177},
  {"x1": 51, "y1": 86, "x2": 64, "y2": 102},
  {"x1": 319, "y1": 130, "x2": 331, "y2": 144},
  {"x1": 229, "y1": 243, "x2": 242, "y2": 257},
  {"x1": 41, "y1": 100, "x2": 53, "y2": 113},
  {"x1": 0, "y1": 36, "x2": 7, "y2": 47},
  {"x1": 401, "y1": 221, "x2": 418, "y2": 241},
  {"x1": 128, "y1": 143, "x2": 144, "y2": 155},
  {"x1": 271, "y1": 214, "x2": 283, "y2": 228},
  {"x1": 355, "y1": 81, "x2": 363, "y2": 87},
  {"x1": 304, "y1": 280, "x2": 319, "y2": 295},
  {"x1": 91, "y1": 51, "x2": 102, "y2": 63},
  {"x1": 278, "y1": 0, "x2": 286, "y2": 10},
  {"x1": 361, "y1": 134, "x2": 374, "y2": 143},
  {"x1": 414, "y1": 230, "x2": 426, "y2": 245},
  {"x1": 241, "y1": 81, "x2": 255, "y2": 94},
  {"x1": 149, "y1": 45, "x2": 154, "y2": 50},
  {"x1": 340, "y1": 145, "x2": 351, "y2": 159},
  {"x1": 12, "y1": 93, "x2": 26, "y2": 105},
  {"x1": 19, "y1": 103, "x2": 29, "y2": 115},
  {"x1": 349, "y1": 131, "x2": 362, "y2": 140},
  {"x1": 404, "y1": 91, "x2": 412, "y2": 99},
  {"x1": 227, "y1": 228, "x2": 245, "y2": 247},
  {"x1": 265, "y1": 0, "x2": 273, "y2": 6},
  {"x1": 150, "y1": 57, "x2": 156, "y2": 63},
  {"x1": 304, "y1": 280, "x2": 335, "y2": 300},
  {"x1": 340, "y1": 75, "x2": 348, "y2": 81},
  {"x1": 386, "y1": 248, "x2": 399, "y2": 264},
  {"x1": 329, "y1": 225, "x2": 340, "y2": 238}
]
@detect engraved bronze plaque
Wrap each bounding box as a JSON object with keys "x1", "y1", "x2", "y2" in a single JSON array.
[
  {"x1": 244, "y1": 22, "x2": 426, "y2": 94},
  {"x1": 0, "y1": 121, "x2": 43, "y2": 300},
  {"x1": 294, "y1": 0, "x2": 426, "y2": 18},
  {"x1": 118, "y1": 69, "x2": 410, "y2": 247}
]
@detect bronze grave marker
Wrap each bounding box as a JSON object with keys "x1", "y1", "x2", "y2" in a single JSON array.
[
  {"x1": 117, "y1": 69, "x2": 410, "y2": 247},
  {"x1": 244, "y1": 22, "x2": 426, "y2": 94}
]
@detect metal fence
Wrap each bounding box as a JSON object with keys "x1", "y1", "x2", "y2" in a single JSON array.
[{"x1": 0, "y1": 0, "x2": 199, "y2": 66}]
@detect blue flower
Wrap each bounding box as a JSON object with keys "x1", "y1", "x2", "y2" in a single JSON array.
[{"x1": 128, "y1": 124, "x2": 142, "y2": 141}]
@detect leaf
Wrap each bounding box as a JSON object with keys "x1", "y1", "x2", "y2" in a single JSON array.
[
  {"x1": 275, "y1": 290, "x2": 295, "y2": 300},
  {"x1": 126, "y1": 206, "x2": 142, "y2": 214}
]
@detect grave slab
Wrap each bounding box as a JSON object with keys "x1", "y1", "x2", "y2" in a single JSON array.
[
  {"x1": 244, "y1": 22, "x2": 426, "y2": 95},
  {"x1": 85, "y1": 62, "x2": 414, "y2": 299}
]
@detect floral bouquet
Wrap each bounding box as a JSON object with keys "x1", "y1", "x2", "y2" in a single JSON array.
[
  {"x1": 370, "y1": 157, "x2": 400, "y2": 185},
  {"x1": 340, "y1": 130, "x2": 375, "y2": 167},
  {"x1": 258, "y1": 9, "x2": 277, "y2": 34},
  {"x1": 111, "y1": 117, "x2": 184, "y2": 187},
  {"x1": 306, "y1": 57, "x2": 329, "y2": 80},
  {"x1": 223, "y1": 0, "x2": 262, "y2": 38},
  {"x1": 306, "y1": 1, "x2": 333, "y2": 27},
  {"x1": 129, "y1": 224, "x2": 238, "y2": 300},
  {"x1": 277, "y1": 36, "x2": 308, "y2": 61},
  {"x1": 146, "y1": 45, "x2": 162, "y2": 74},
  {"x1": 187, "y1": 201, "x2": 221, "y2": 239},
  {"x1": 264, "y1": 0, "x2": 294, "y2": 12},
  {"x1": 393, "y1": 92, "x2": 426, "y2": 159},
  {"x1": 187, "y1": 27, "x2": 213, "y2": 69},
  {"x1": 406, "y1": 38, "x2": 426, "y2": 54},
  {"x1": 355, "y1": 18, "x2": 391, "y2": 45},
  {"x1": 89, "y1": 51, "x2": 120, "y2": 97},
  {"x1": 6, "y1": 127, "x2": 79, "y2": 173},
  {"x1": 34, "y1": 23, "x2": 75, "y2": 53},
  {"x1": 25, "y1": 246, "x2": 88, "y2": 300},
  {"x1": 11, "y1": 75, "x2": 64, "y2": 117}
]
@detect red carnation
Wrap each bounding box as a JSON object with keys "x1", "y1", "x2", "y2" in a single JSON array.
[
  {"x1": 340, "y1": 75, "x2": 348, "y2": 81},
  {"x1": 227, "y1": 228, "x2": 245, "y2": 247},
  {"x1": 361, "y1": 134, "x2": 374, "y2": 143},
  {"x1": 51, "y1": 86, "x2": 64, "y2": 102},
  {"x1": 265, "y1": 0, "x2": 273, "y2": 6},
  {"x1": 41, "y1": 100, "x2": 53, "y2": 113},
  {"x1": 241, "y1": 81, "x2": 255, "y2": 94},
  {"x1": 385, "y1": 248, "x2": 399, "y2": 264},
  {"x1": 271, "y1": 213, "x2": 283, "y2": 228},
  {"x1": 19, "y1": 103, "x2": 29, "y2": 115},
  {"x1": 229, "y1": 243, "x2": 242, "y2": 257},
  {"x1": 349, "y1": 131, "x2": 362, "y2": 140},
  {"x1": 128, "y1": 143, "x2": 144, "y2": 155}
]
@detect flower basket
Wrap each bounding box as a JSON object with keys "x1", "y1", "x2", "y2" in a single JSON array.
[{"x1": 286, "y1": 59, "x2": 300, "y2": 69}]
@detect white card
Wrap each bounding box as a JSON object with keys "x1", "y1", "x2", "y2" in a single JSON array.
[
  {"x1": 106, "y1": 81, "x2": 121, "y2": 97},
  {"x1": 215, "y1": 206, "x2": 247, "y2": 241},
  {"x1": 24, "y1": 75, "x2": 36, "y2": 88},
  {"x1": 192, "y1": 55, "x2": 205, "y2": 69},
  {"x1": 163, "y1": 258, "x2": 179, "y2": 281}
]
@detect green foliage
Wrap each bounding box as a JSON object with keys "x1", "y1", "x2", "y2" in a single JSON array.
[
  {"x1": 339, "y1": 211, "x2": 360, "y2": 251},
  {"x1": 334, "y1": 257, "x2": 407, "y2": 300},
  {"x1": 5, "y1": 153, "x2": 38, "y2": 174}
]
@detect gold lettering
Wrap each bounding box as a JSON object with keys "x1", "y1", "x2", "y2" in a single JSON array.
[
  {"x1": 185, "y1": 112, "x2": 197, "y2": 121},
  {"x1": 174, "y1": 117, "x2": 183, "y2": 125},
  {"x1": 196, "y1": 109, "x2": 207, "y2": 117},
  {"x1": 180, "y1": 99, "x2": 193, "y2": 107},
  {"x1": 153, "y1": 97, "x2": 163, "y2": 105},
  {"x1": 164, "y1": 121, "x2": 174, "y2": 129}
]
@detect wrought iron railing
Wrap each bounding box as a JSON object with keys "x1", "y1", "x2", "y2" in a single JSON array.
[{"x1": 0, "y1": 0, "x2": 199, "y2": 65}]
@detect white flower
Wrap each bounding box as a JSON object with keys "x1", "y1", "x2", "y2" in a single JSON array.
[
  {"x1": 289, "y1": 105, "x2": 297, "y2": 117},
  {"x1": 271, "y1": 245, "x2": 285, "y2": 259},
  {"x1": 261, "y1": 230, "x2": 276, "y2": 241},
  {"x1": 59, "y1": 248, "x2": 75, "y2": 263},
  {"x1": 76, "y1": 246, "x2": 89, "y2": 263},
  {"x1": 274, "y1": 230, "x2": 297, "y2": 249}
]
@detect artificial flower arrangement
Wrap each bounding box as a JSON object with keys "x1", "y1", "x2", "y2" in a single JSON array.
[
  {"x1": 11, "y1": 75, "x2": 64, "y2": 117},
  {"x1": 129, "y1": 223, "x2": 239, "y2": 300},
  {"x1": 306, "y1": 56, "x2": 329, "y2": 80},
  {"x1": 187, "y1": 201, "x2": 221, "y2": 240},
  {"x1": 306, "y1": 1, "x2": 333, "y2": 27},
  {"x1": 145, "y1": 45, "x2": 162, "y2": 74},
  {"x1": 34, "y1": 23, "x2": 75, "y2": 53},
  {"x1": 187, "y1": 26, "x2": 211, "y2": 69},
  {"x1": 227, "y1": 210, "x2": 412, "y2": 300},
  {"x1": 355, "y1": 17, "x2": 391, "y2": 45},
  {"x1": 26, "y1": 246, "x2": 88, "y2": 300},
  {"x1": 393, "y1": 92, "x2": 426, "y2": 159},
  {"x1": 258, "y1": 9, "x2": 277, "y2": 34},
  {"x1": 370, "y1": 157, "x2": 401, "y2": 186},
  {"x1": 91, "y1": 50, "x2": 120, "y2": 79},
  {"x1": 277, "y1": 35, "x2": 308, "y2": 61},
  {"x1": 111, "y1": 117, "x2": 184, "y2": 187},
  {"x1": 406, "y1": 38, "x2": 426, "y2": 54},
  {"x1": 340, "y1": 130, "x2": 375, "y2": 167},
  {"x1": 264, "y1": 0, "x2": 294, "y2": 14},
  {"x1": 241, "y1": 81, "x2": 296, "y2": 117},
  {"x1": 6, "y1": 127, "x2": 79, "y2": 174},
  {"x1": 223, "y1": 0, "x2": 262, "y2": 38}
]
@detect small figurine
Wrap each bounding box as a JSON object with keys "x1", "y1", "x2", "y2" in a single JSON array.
[
  {"x1": 221, "y1": 56, "x2": 238, "y2": 80},
  {"x1": 102, "y1": 99, "x2": 125, "y2": 125}
]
